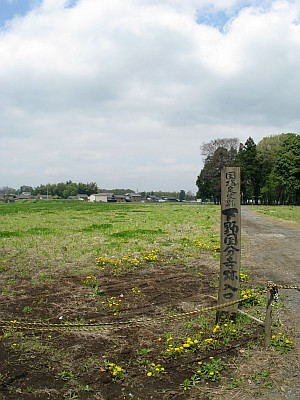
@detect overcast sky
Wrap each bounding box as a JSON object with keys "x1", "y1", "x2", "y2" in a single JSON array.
[{"x1": 0, "y1": 0, "x2": 299, "y2": 193}]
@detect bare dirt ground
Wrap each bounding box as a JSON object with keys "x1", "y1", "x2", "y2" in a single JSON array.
[{"x1": 241, "y1": 207, "x2": 300, "y2": 400}]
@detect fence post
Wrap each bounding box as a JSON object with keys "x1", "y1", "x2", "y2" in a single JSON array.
[{"x1": 264, "y1": 287, "x2": 274, "y2": 347}]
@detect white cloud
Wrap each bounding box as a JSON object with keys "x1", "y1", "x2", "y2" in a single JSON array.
[{"x1": 0, "y1": 0, "x2": 299, "y2": 191}]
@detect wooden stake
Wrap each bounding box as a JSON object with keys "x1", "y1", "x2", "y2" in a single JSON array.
[
  {"x1": 237, "y1": 309, "x2": 264, "y2": 326},
  {"x1": 264, "y1": 289, "x2": 274, "y2": 347},
  {"x1": 217, "y1": 167, "x2": 241, "y2": 322}
]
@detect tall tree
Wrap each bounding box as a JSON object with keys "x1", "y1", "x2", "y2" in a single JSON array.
[
  {"x1": 19, "y1": 185, "x2": 34, "y2": 194},
  {"x1": 200, "y1": 138, "x2": 239, "y2": 159},
  {"x1": 236, "y1": 137, "x2": 262, "y2": 204},
  {"x1": 196, "y1": 145, "x2": 238, "y2": 204},
  {"x1": 78, "y1": 182, "x2": 98, "y2": 195},
  {"x1": 63, "y1": 182, "x2": 78, "y2": 198},
  {"x1": 273, "y1": 133, "x2": 300, "y2": 205},
  {"x1": 0, "y1": 186, "x2": 17, "y2": 195},
  {"x1": 179, "y1": 190, "x2": 186, "y2": 201},
  {"x1": 257, "y1": 134, "x2": 284, "y2": 204}
]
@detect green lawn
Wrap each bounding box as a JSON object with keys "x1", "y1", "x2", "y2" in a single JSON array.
[
  {"x1": 0, "y1": 199, "x2": 220, "y2": 287},
  {"x1": 252, "y1": 205, "x2": 300, "y2": 223}
]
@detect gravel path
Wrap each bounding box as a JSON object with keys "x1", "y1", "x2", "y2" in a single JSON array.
[{"x1": 241, "y1": 207, "x2": 300, "y2": 399}]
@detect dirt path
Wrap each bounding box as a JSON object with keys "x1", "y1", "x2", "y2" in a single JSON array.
[
  {"x1": 241, "y1": 207, "x2": 300, "y2": 400},
  {"x1": 242, "y1": 207, "x2": 300, "y2": 284}
]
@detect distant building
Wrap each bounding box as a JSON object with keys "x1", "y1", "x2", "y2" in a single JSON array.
[
  {"x1": 125, "y1": 193, "x2": 142, "y2": 202},
  {"x1": 89, "y1": 193, "x2": 114, "y2": 203},
  {"x1": 146, "y1": 195, "x2": 158, "y2": 202},
  {"x1": 67, "y1": 194, "x2": 89, "y2": 201},
  {"x1": 17, "y1": 192, "x2": 33, "y2": 200},
  {"x1": 158, "y1": 197, "x2": 178, "y2": 202},
  {"x1": 114, "y1": 195, "x2": 126, "y2": 203}
]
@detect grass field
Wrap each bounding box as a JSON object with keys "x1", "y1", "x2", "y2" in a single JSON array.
[
  {"x1": 253, "y1": 205, "x2": 300, "y2": 223},
  {"x1": 0, "y1": 201, "x2": 297, "y2": 399},
  {"x1": 0, "y1": 200, "x2": 220, "y2": 285}
]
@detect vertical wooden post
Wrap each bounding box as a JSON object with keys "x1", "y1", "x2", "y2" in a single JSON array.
[
  {"x1": 265, "y1": 288, "x2": 274, "y2": 347},
  {"x1": 217, "y1": 167, "x2": 241, "y2": 321}
]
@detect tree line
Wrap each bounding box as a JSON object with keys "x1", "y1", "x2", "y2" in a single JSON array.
[
  {"x1": 196, "y1": 133, "x2": 300, "y2": 205},
  {"x1": 2, "y1": 181, "x2": 100, "y2": 199},
  {"x1": 0, "y1": 181, "x2": 194, "y2": 201}
]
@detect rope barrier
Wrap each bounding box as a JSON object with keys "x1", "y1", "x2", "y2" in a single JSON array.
[
  {"x1": 0, "y1": 282, "x2": 298, "y2": 332},
  {"x1": 0, "y1": 292, "x2": 262, "y2": 332},
  {"x1": 267, "y1": 283, "x2": 300, "y2": 291},
  {"x1": 0, "y1": 293, "x2": 261, "y2": 331}
]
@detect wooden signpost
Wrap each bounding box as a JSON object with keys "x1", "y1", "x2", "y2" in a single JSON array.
[{"x1": 217, "y1": 166, "x2": 241, "y2": 321}]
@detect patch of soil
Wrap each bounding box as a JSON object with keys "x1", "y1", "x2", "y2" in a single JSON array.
[{"x1": 0, "y1": 262, "x2": 223, "y2": 400}]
